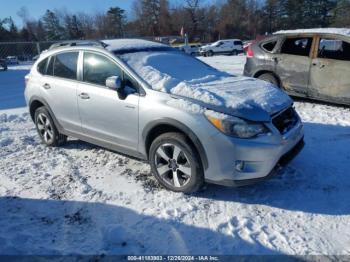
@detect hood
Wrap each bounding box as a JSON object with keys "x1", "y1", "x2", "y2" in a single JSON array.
[
  {"x1": 169, "y1": 76, "x2": 293, "y2": 122},
  {"x1": 118, "y1": 51, "x2": 292, "y2": 121}
]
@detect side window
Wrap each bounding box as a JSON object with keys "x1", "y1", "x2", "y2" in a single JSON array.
[
  {"x1": 234, "y1": 41, "x2": 243, "y2": 46},
  {"x1": 37, "y1": 58, "x2": 48, "y2": 74},
  {"x1": 280, "y1": 37, "x2": 313, "y2": 57},
  {"x1": 83, "y1": 52, "x2": 122, "y2": 86},
  {"x1": 318, "y1": 38, "x2": 350, "y2": 61},
  {"x1": 215, "y1": 42, "x2": 223, "y2": 47},
  {"x1": 53, "y1": 52, "x2": 79, "y2": 80},
  {"x1": 261, "y1": 41, "x2": 277, "y2": 52}
]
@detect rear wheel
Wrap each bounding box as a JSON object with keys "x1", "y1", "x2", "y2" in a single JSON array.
[
  {"x1": 231, "y1": 50, "x2": 238, "y2": 56},
  {"x1": 34, "y1": 107, "x2": 67, "y2": 147},
  {"x1": 149, "y1": 132, "x2": 204, "y2": 193},
  {"x1": 257, "y1": 73, "x2": 279, "y2": 87}
]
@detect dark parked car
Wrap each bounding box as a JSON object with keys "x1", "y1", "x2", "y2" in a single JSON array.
[
  {"x1": 244, "y1": 28, "x2": 350, "y2": 106},
  {"x1": 0, "y1": 58, "x2": 7, "y2": 71}
]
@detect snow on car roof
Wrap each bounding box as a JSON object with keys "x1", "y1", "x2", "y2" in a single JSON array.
[
  {"x1": 102, "y1": 39, "x2": 167, "y2": 52},
  {"x1": 274, "y1": 28, "x2": 350, "y2": 37}
]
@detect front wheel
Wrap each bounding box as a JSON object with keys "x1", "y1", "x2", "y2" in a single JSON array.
[{"x1": 149, "y1": 132, "x2": 204, "y2": 193}]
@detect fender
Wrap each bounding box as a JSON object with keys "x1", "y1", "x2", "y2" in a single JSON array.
[
  {"x1": 142, "y1": 118, "x2": 208, "y2": 170},
  {"x1": 29, "y1": 96, "x2": 64, "y2": 134}
]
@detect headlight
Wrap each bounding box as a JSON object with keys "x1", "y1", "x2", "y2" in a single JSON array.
[{"x1": 204, "y1": 110, "x2": 269, "y2": 138}]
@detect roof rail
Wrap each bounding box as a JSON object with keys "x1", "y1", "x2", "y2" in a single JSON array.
[{"x1": 48, "y1": 40, "x2": 108, "y2": 50}]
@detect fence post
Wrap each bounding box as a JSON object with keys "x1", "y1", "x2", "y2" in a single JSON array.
[{"x1": 36, "y1": 42, "x2": 41, "y2": 55}]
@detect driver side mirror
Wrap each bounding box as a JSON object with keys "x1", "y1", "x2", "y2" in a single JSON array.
[{"x1": 106, "y1": 76, "x2": 122, "y2": 91}]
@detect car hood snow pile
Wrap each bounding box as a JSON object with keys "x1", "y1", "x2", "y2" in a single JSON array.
[{"x1": 120, "y1": 51, "x2": 292, "y2": 121}]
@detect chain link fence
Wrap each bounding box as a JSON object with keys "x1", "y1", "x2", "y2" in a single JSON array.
[
  {"x1": 0, "y1": 37, "x2": 182, "y2": 63},
  {"x1": 0, "y1": 41, "x2": 59, "y2": 62}
]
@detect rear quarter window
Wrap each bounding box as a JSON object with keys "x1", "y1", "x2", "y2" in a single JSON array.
[
  {"x1": 234, "y1": 41, "x2": 243, "y2": 45},
  {"x1": 261, "y1": 41, "x2": 277, "y2": 52},
  {"x1": 37, "y1": 58, "x2": 48, "y2": 74}
]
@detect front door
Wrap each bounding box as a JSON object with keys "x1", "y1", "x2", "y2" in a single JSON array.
[
  {"x1": 309, "y1": 36, "x2": 350, "y2": 104},
  {"x1": 77, "y1": 51, "x2": 139, "y2": 150},
  {"x1": 275, "y1": 36, "x2": 314, "y2": 96}
]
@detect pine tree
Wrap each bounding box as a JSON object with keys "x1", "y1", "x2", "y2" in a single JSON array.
[
  {"x1": 65, "y1": 15, "x2": 84, "y2": 39},
  {"x1": 332, "y1": 0, "x2": 350, "y2": 26},
  {"x1": 105, "y1": 7, "x2": 126, "y2": 38},
  {"x1": 42, "y1": 10, "x2": 64, "y2": 40}
]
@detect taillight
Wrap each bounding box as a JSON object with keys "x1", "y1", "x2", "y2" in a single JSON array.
[{"x1": 246, "y1": 44, "x2": 254, "y2": 58}]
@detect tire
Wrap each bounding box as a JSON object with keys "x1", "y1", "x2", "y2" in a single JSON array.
[
  {"x1": 149, "y1": 132, "x2": 204, "y2": 193},
  {"x1": 257, "y1": 73, "x2": 279, "y2": 87},
  {"x1": 207, "y1": 50, "x2": 214, "y2": 57},
  {"x1": 34, "y1": 107, "x2": 67, "y2": 147},
  {"x1": 231, "y1": 50, "x2": 238, "y2": 56}
]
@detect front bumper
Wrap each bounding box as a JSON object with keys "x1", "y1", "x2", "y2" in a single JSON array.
[
  {"x1": 205, "y1": 136, "x2": 304, "y2": 187},
  {"x1": 202, "y1": 113, "x2": 304, "y2": 186},
  {"x1": 230, "y1": 137, "x2": 304, "y2": 186}
]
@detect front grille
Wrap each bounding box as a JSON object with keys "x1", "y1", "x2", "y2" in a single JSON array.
[{"x1": 272, "y1": 107, "x2": 299, "y2": 134}]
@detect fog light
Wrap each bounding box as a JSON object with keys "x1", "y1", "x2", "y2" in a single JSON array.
[{"x1": 235, "y1": 161, "x2": 245, "y2": 172}]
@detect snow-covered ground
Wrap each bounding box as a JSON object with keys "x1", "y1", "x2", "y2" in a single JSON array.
[{"x1": 1, "y1": 56, "x2": 350, "y2": 255}]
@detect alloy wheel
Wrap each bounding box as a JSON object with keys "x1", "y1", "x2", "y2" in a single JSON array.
[
  {"x1": 154, "y1": 143, "x2": 192, "y2": 188},
  {"x1": 36, "y1": 113, "x2": 54, "y2": 144}
]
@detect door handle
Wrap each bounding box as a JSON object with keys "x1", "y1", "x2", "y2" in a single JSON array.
[
  {"x1": 312, "y1": 62, "x2": 325, "y2": 69},
  {"x1": 79, "y1": 93, "x2": 90, "y2": 99},
  {"x1": 43, "y1": 83, "x2": 51, "y2": 89},
  {"x1": 125, "y1": 105, "x2": 135, "y2": 109}
]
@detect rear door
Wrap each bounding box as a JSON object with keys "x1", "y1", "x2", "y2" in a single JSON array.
[
  {"x1": 40, "y1": 51, "x2": 81, "y2": 132},
  {"x1": 309, "y1": 36, "x2": 350, "y2": 104},
  {"x1": 275, "y1": 36, "x2": 314, "y2": 96}
]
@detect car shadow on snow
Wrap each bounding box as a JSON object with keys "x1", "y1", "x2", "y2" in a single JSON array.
[
  {"x1": 195, "y1": 122, "x2": 350, "y2": 216},
  {"x1": 0, "y1": 196, "x2": 282, "y2": 255}
]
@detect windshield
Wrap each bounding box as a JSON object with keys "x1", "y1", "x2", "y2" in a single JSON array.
[{"x1": 117, "y1": 48, "x2": 230, "y2": 92}]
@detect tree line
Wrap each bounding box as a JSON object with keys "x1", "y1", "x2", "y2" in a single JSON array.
[{"x1": 0, "y1": 0, "x2": 349, "y2": 43}]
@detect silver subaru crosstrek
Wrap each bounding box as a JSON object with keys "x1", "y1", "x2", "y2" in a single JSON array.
[{"x1": 25, "y1": 39, "x2": 304, "y2": 193}]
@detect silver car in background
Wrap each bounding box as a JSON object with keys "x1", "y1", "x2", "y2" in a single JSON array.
[{"x1": 25, "y1": 39, "x2": 304, "y2": 193}]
